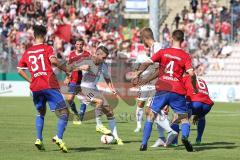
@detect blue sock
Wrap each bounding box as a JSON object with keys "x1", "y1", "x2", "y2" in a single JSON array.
[
  {"x1": 36, "y1": 115, "x2": 44, "y2": 140},
  {"x1": 171, "y1": 123, "x2": 179, "y2": 144},
  {"x1": 70, "y1": 102, "x2": 78, "y2": 115},
  {"x1": 196, "y1": 117, "x2": 205, "y2": 142},
  {"x1": 142, "y1": 121, "x2": 153, "y2": 145},
  {"x1": 79, "y1": 103, "x2": 86, "y2": 121},
  {"x1": 181, "y1": 122, "x2": 190, "y2": 139},
  {"x1": 57, "y1": 114, "x2": 68, "y2": 139}
]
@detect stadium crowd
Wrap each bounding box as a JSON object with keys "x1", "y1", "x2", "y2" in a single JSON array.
[
  {"x1": 0, "y1": 0, "x2": 239, "y2": 75},
  {"x1": 0, "y1": 0, "x2": 124, "y2": 72},
  {"x1": 163, "y1": 0, "x2": 240, "y2": 76}
]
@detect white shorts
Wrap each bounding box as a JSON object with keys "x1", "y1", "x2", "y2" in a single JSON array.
[
  {"x1": 137, "y1": 84, "x2": 156, "y2": 102},
  {"x1": 77, "y1": 86, "x2": 109, "y2": 106}
]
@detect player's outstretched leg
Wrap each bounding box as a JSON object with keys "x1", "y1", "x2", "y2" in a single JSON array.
[
  {"x1": 196, "y1": 117, "x2": 206, "y2": 144},
  {"x1": 53, "y1": 108, "x2": 69, "y2": 153},
  {"x1": 35, "y1": 106, "x2": 46, "y2": 151},
  {"x1": 79, "y1": 103, "x2": 87, "y2": 122},
  {"x1": 155, "y1": 113, "x2": 178, "y2": 147},
  {"x1": 108, "y1": 117, "x2": 124, "y2": 145},
  {"x1": 101, "y1": 105, "x2": 124, "y2": 145},
  {"x1": 95, "y1": 106, "x2": 111, "y2": 135},
  {"x1": 151, "y1": 124, "x2": 166, "y2": 147},
  {"x1": 134, "y1": 101, "x2": 145, "y2": 133}
]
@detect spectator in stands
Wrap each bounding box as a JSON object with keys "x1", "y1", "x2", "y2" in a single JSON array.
[
  {"x1": 190, "y1": 0, "x2": 199, "y2": 14},
  {"x1": 181, "y1": 6, "x2": 189, "y2": 22},
  {"x1": 174, "y1": 13, "x2": 181, "y2": 29},
  {"x1": 161, "y1": 24, "x2": 170, "y2": 47},
  {"x1": 221, "y1": 21, "x2": 231, "y2": 42},
  {"x1": 188, "y1": 34, "x2": 199, "y2": 54}
]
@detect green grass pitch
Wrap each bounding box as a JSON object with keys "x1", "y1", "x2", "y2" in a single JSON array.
[{"x1": 0, "y1": 97, "x2": 240, "y2": 160}]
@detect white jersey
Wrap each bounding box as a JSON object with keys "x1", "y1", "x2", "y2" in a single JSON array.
[
  {"x1": 135, "y1": 42, "x2": 162, "y2": 63},
  {"x1": 135, "y1": 42, "x2": 162, "y2": 79},
  {"x1": 79, "y1": 58, "x2": 110, "y2": 89},
  {"x1": 150, "y1": 42, "x2": 162, "y2": 57},
  {"x1": 136, "y1": 42, "x2": 162, "y2": 101}
]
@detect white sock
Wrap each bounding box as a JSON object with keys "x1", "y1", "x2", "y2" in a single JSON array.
[
  {"x1": 156, "y1": 114, "x2": 173, "y2": 133},
  {"x1": 108, "y1": 118, "x2": 119, "y2": 139},
  {"x1": 96, "y1": 116, "x2": 102, "y2": 127},
  {"x1": 136, "y1": 107, "x2": 144, "y2": 128},
  {"x1": 156, "y1": 123, "x2": 165, "y2": 138}
]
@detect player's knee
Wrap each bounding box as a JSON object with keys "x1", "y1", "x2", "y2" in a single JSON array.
[
  {"x1": 59, "y1": 108, "x2": 69, "y2": 116},
  {"x1": 96, "y1": 99, "x2": 104, "y2": 107},
  {"x1": 38, "y1": 106, "x2": 46, "y2": 116},
  {"x1": 103, "y1": 105, "x2": 114, "y2": 117},
  {"x1": 147, "y1": 110, "x2": 155, "y2": 121},
  {"x1": 95, "y1": 107, "x2": 102, "y2": 117},
  {"x1": 172, "y1": 113, "x2": 188, "y2": 124},
  {"x1": 145, "y1": 107, "x2": 151, "y2": 116},
  {"x1": 67, "y1": 94, "x2": 74, "y2": 102},
  {"x1": 171, "y1": 113, "x2": 179, "y2": 123},
  {"x1": 137, "y1": 101, "x2": 145, "y2": 108},
  {"x1": 178, "y1": 113, "x2": 189, "y2": 123},
  {"x1": 59, "y1": 113, "x2": 68, "y2": 121}
]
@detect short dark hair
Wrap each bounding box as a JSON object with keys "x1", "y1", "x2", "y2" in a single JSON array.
[
  {"x1": 172, "y1": 29, "x2": 184, "y2": 43},
  {"x1": 75, "y1": 38, "x2": 85, "y2": 44},
  {"x1": 33, "y1": 25, "x2": 47, "y2": 39},
  {"x1": 97, "y1": 45, "x2": 109, "y2": 56},
  {"x1": 140, "y1": 27, "x2": 154, "y2": 40}
]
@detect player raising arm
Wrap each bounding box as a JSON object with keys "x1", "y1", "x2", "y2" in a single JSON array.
[
  {"x1": 17, "y1": 25, "x2": 69, "y2": 153},
  {"x1": 133, "y1": 29, "x2": 198, "y2": 152}
]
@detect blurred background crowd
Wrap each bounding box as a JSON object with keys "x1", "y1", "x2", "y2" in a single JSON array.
[{"x1": 0, "y1": 0, "x2": 239, "y2": 78}]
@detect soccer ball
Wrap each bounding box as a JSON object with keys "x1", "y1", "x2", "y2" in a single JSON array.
[{"x1": 100, "y1": 135, "x2": 114, "y2": 144}]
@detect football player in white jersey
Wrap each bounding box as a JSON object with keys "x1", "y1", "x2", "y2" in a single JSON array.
[
  {"x1": 73, "y1": 45, "x2": 124, "y2": 145},
  {"x1": 133, "y1": 27, "x2": 177, "y2": 147}
]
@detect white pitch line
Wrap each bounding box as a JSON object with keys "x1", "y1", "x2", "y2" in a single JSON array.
[{"x1": 211, "y1": 111, "x2": 240, "y2": 114}]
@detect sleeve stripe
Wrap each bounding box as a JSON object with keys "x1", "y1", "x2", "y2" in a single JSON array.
[
  {"x1": 186, "y1": 68, "x2": 194, "y2": 72},
  {"x1": 149, "y1": 59, "x2": 154, "y2": 63},
  {"x1": 17, "y1": 67, "x2": 28, "y2": 69},
  {"x1": 49, "y1": 55, "x2": 56, "y2": 59}
]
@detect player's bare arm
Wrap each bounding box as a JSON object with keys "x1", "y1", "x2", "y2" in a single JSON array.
[
  {"x1": 64, "y1": 76, "x2": 71, "y2": 85},
  {"x1": 104, "y1": 77, "x2": 117, "y2": 95},
  {"x1": 17, "y1": 68, "x2": 31, "y2": 83},
  {"x1": 75, "y1": 65, "x2": 90, "y2": 71},
  {"x1": 50, "y1": 56, "x2": 68, "y2": 73},
  {"x1": 132, "y1": 59, "x2": 153, "y2": 85},
  {"x1": 136, "y1": 59, "x2": 153, "y2": 77},
  {"x1": 187, "y1": 69, "x2": 198, "y2": 93},
  {"x1": 136, "y1": 69, "x2": 159, "y2": 87}
]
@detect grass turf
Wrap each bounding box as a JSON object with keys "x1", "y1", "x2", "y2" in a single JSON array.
[{"x1": 0, "y1": 97, "x2": 239, "y2": 160}]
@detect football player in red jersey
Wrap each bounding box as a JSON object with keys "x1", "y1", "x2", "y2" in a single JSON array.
[
  {"x1": 17, "y1": 25, "x2": 69, "y2": 152},
  {"x1": 184, "y1": 75, "x2": 214, "y2": 144},
  {"x1": 171, "y1": 75, "x2": 214, "y2": 146},
  {"x1": 134, "y1": 30, "x2": 197, "y2": 152},
  {"x1": 64, "y1": 38, "x2": 90, "y2": 124}
]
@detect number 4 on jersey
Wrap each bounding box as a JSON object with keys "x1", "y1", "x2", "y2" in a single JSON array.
[{"x1": 165, "y1": 61, "x2": 174, "y2": 76}]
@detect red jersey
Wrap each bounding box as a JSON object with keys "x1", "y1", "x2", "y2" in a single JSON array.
[
  {"x1": 68, "y1": 50, "x2": 90, "y2": 84},
  {"x1": 221, "y1": 22, "x2": 231, "y2": 34},
  {"x1": 17, "y1": 44, "x2": 59, "y2": 91},
  {"x1": 183, "y1": 75, "x2": 214, "y2": 105},
  {"x1": 151, "y1": 47, "x2": 193, "y2": 95}
]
